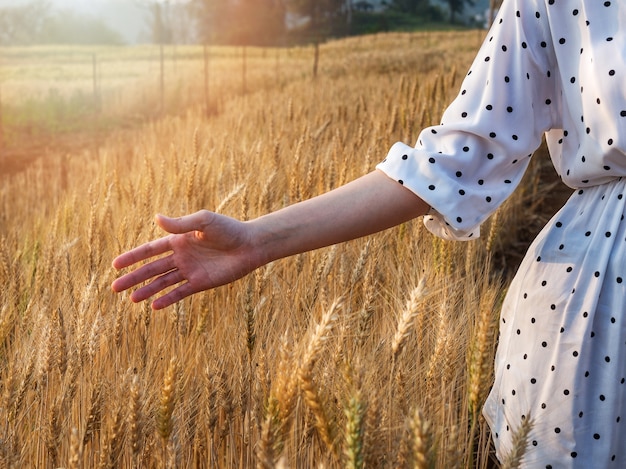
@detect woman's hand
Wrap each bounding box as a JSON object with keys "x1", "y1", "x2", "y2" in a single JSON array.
[
  {"x1": 111, "y1": 210, "x2": 259, "y2": 310},
  {"x1": 112, "y1": 171, "x2": 429, "y2": 310}
]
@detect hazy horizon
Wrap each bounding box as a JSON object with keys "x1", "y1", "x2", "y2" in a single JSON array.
[{"x1": 0, "y1": 0, "x2": 173, "y2": 43}]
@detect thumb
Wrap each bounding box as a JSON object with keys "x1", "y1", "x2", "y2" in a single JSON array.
[{"x1": 155, "y1": 210, "x2": 212, "y2": 234}]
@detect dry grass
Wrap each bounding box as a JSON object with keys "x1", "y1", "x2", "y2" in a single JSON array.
[{"x1": 0, "y1": 30, "x2": 566, "y2": 467}]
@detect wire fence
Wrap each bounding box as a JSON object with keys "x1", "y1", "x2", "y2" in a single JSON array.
[{"x1": 0, "y1": 42, "x2": 321, "y2": 151}]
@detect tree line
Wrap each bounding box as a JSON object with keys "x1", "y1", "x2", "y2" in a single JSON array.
[
  {"x1": 0, "y1": 0, "x2": 486, "y2": 47},
  {"x1": 0, "y1": 1, "x2": 124, "y2": 46},
  {"x1": 183, "y1": 0, "x2": 481, "y2": 46}
]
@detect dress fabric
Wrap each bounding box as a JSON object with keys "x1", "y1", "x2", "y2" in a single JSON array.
[{"x1": 376, "y1": 0, "x2": 626, "y2": 467}]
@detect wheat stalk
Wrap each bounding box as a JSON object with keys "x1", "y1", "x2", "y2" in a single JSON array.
[
  {"x1": 258, "y1": 170, "x2": 277, "y2": 216},
  {"x1": 299, "y1": 365, "x2": 336, "y2": 456},
  {"x1": 356, "y1": 263, "x2": 376, "y2": 347},
  {"x1": 301, "y1": 297, "x2": 342, "y2": 370},
  {"x1": 425, "y1": 299, "x2": 454, "y2": 389},
  {"x1": 53, "y1": 308, "x2": 67, "y2": 375},
  {"x1": 68, "y1": 426, "x2": 82, "y2": 469},
  {"x1": 215, "y1": 183, "x2": 245, "y2": 214},
  {"x1": 256, "y1": 410, "x2": 277, "y2": 469},
  {"x1": 409, "y1": 407, "x2": 432, "y2": 469},
  {"x1": 83, "y1": 383, "x2": 103, "y2": 447},
  {"x1": 297, "y1": 298, "x2": 343, "y2": 457},
  {"x1": 468, "y1": 289, "x2": 498, "y2": 416},
  {"x1": 158, "y1": 357, "x2": 178, "y2": 441},
  {"x1": 391, "y1": 278, "x2": 427, "y2": 361},
  {"x1": 87, "y1": 309, "x2": 103, "y2": 360},
  {"x1": 270, "y1": 332, "x2": 299, "y2": 456},
  {"x1": 486, "y1": 210, "x2": 501, "y2": 253},
  {"x1": 501, "y1": 415, "x2": 533, "y2": 469},
  {"x1": 128, "y1": 374, "x2": 143, "y2": 464},
  {"x1": 344, "y1": 391, "x2": 366, "y2": 469},
  {"x1": 46, "y1": 400, "x2": 61, "y2": 467},
  {"x1": 12, "y1": 350, "x2": 36, "y2": 421},
  {"x1": 349, "y1": 241, "x2": 370, "y2": 289},
  {"x1": 99, "y1": 399, "x2": 125, "y2": 469}
]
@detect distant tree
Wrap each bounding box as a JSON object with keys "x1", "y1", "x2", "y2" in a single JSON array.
[
  {"x1": 168, "y1": 3, "x2": 197, "y2": 44},
  {"x1": 444, "y1": 0, "x2": 474, "y2": 23},
  {"x1": 285, "y1": 0, "x2": 352, "y2": 38},
  {"x1": 0, "y1": 1, "x2": 51, "y2": 45},
  {"x1": 385, "y1": 0, "x2": 428, "y2": 15},
  {"x1": 190, "y1": 0, "x2": 286, "y2": 46},
  {"x1": 354, "y1": 1, "x2": 374, "y2": 12},
  {"x1": 151, "y1": 1, "x2": 173, "y2": 44},
  {"x1": 0, "y1": 1, "x2": 122, "y2": 45},
  {"x1": 39, "y1": 10, "x2": 124, "y2": 45}
]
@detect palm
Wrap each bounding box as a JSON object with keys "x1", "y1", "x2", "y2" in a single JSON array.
[{"x1": 112, "y1": 210, "x2": 256, "y2": 309}]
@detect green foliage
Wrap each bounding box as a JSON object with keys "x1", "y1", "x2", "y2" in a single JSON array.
[
  {"x1": 442, "y1": 0, "x2": 476, "y2": 23},
  {"x1": 385, "y1": 0, "x2": 430, "y2": 15},
  {"x1": 351, "y1": 8, "x2": 450, "y2": 34}
]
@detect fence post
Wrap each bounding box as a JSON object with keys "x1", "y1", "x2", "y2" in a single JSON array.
[
  {"x1": 313, "y1": 41, "x2": 319, "y2": 79},
  {"x1": 0, "y1": 85, "x2": 3, "y2": 152},
  {"x1": 92, "y1": 53, "x2": 99, "y2": 113},
  {"x1": 160, "y1": 43, "x2": 165, "y2": 113},
  {"x1": 203, "y1": 44, "x2": 210, "y2": 116},
  {"x1": 242, "y1": 45, "x2": 247, "y2": 95}
]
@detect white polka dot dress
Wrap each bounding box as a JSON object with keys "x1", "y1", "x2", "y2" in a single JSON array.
[{"x1": 376, "y1": 0, "x2": 626, "y2": 467}]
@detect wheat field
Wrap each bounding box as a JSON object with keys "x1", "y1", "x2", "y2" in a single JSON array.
[{"x1": 0, "y1": 31, "x2": 566, "y2": 468}]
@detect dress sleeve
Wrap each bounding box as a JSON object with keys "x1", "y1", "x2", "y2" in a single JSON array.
[{"x1": 376, "y1": 0, "x2": 560, "y2": 240}]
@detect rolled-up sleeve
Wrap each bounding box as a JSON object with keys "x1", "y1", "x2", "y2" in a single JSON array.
[{"x1": 376, "y1": 0, "x2": 560, "y2": 240}]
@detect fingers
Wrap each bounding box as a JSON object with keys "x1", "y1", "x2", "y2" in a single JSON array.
[
  {"x1": 130, "y1": 268, "x2": 185, "y2": 303},
  {"x1": 152, "y1": 282, "x2": 197, "y2": 310},
  {"x1": 112, "y1": 254, "x2": 175, "y2": 292},
  {"x1": 112, "y1": 211, "x2": 215, "y2": 309},
  {"x1": 113, "y1": 211, "x2": 213, "y2": 271},
  {"x1": 155, "y1": 210, "x2": 212, "y2": 235},
  {"x1": 112, "y1": 236, "x2": 172, "y2": 270}
]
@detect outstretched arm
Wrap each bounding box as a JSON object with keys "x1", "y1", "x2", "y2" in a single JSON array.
[{"x1": 111, "y1": 169, "x2": 429, "y2": 309}]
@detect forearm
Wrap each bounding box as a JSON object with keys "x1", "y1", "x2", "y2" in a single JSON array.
[{"x1": 248, "y1": 170, "x2": 429, "y2": 265}]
